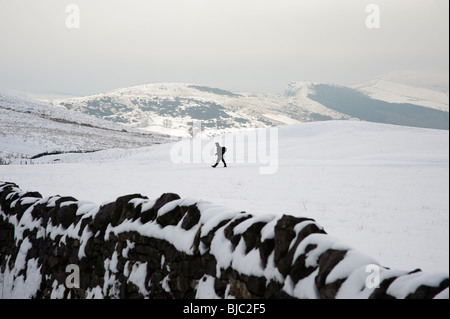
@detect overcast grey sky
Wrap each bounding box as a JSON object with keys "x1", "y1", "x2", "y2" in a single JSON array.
[{"x1": 0, "y1": 0, "x2": 448, "y2": 96}]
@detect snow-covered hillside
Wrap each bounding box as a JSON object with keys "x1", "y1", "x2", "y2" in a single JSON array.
[
  {"x1": 0, "y1": 90, "x2": 172, "y2": 164},
  {"x1": 1, "y1": 120, "x2": 448, "y2": 274},
  {"x1": 49, "y1": 72, "x2": 449, "y2": 137},
  {"x1": 49, "y1": 83, "x2": 353, "y2": 137},
  {"x1": 353, "y1": 71, "x2": 449, "y2": 111},
  {"x1": 287, "y1": 78, "x2": 448, "y2": 130}
]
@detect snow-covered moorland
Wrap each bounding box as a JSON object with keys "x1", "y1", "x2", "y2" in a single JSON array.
[
  {"x1": 0, "y1": 120, "x2": 448, "y2": 275},
  {"x1": 0, "y1": 90, "x2": 171, "y2": 164}
]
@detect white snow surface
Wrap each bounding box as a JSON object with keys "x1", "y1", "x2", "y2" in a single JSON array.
[
  {"x1": 0, "y1": 120, "x2": 448, "y2": 275},
  {"x1": 353, "y1": 71, "x2": 449, "y2": 111}
]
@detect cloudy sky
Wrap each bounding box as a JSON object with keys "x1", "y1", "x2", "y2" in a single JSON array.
[{"x1": 0, "y1": 0, "x2": 448, "y2": 96}]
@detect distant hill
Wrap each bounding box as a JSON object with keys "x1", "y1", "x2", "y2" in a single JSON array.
[
  {"x1": 49, "y1": 72, "x2": 448, "y2": 137},
  {"x1": 0, "y1": 90, "x2": 170, "y2": 164},
  {"x1": 2, "y1": 71, "x2": 447, "y2": 163},
  {"x1": 48, "y1": 82, "x2": 353, "y2": 138},
  {"x1": 352, "y1": 71, "x2": 449, "y2": 111},
  {"x1": 307, "y1": 83, "x2": 448, "y2": 130}
]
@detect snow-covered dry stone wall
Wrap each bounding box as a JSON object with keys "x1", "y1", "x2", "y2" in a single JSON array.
[{"x1": 0, "y1": 182, "x2": 448, "y2": 299}]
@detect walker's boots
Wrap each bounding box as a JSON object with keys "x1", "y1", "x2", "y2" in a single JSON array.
[{"x1": 212, "y1": 163, "x2": 218, "y2": 168}]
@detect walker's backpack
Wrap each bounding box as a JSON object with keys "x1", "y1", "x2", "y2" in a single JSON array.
[{"x1": 222, "y1": 146, "x2": 227, "y2": 154}]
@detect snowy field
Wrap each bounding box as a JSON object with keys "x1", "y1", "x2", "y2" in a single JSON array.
[{"x1": 0, "y1": 120, "x2": 448, "y2": 274}]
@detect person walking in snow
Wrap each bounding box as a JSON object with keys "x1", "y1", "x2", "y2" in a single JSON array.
[{"x1": 212, "y1": 142, "x2": 227, "y2": 168}]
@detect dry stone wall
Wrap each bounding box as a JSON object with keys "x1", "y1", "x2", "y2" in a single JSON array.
[{"x1": 0, "y1": 182, "x2": 448, "y2": 299}]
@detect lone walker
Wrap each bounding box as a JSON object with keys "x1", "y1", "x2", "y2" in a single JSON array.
[{"x1": 212, "y1": 142, "x2": 227, "y2": 168}]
